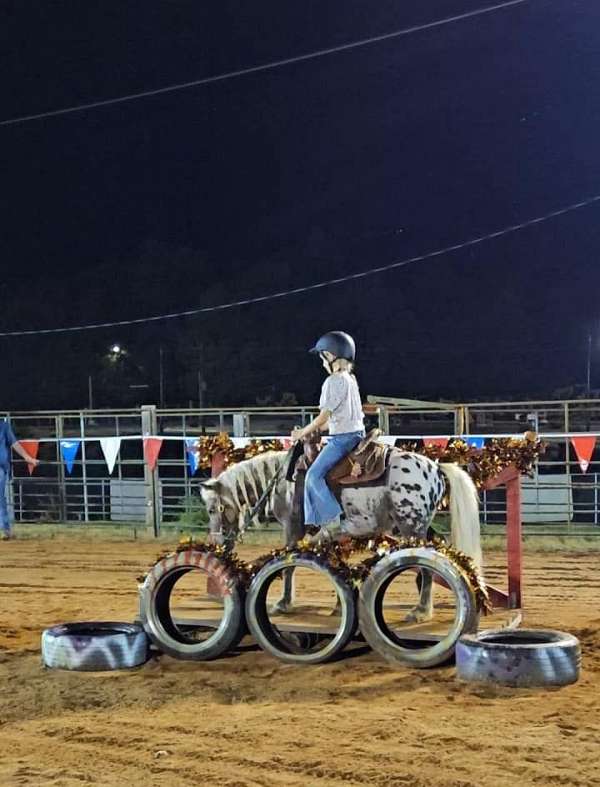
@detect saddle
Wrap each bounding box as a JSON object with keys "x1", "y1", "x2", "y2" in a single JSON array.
[
  {"x1": 328, "y1": 428, "x2": 389, "y2": 485},
  {"x1": 290, "y1": 428, "x2": 389, "y2": 486}
]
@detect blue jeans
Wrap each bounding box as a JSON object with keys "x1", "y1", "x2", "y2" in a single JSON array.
[
  {"x1": 304, "y1": 431, "x2": 364, "y2": 526},
  {"x1": 0, "y1": 467, "x2": 11, "y2": 535}
]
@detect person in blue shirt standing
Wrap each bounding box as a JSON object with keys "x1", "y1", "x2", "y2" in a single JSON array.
[{"x1": 1, "y1": 420, "x2": 39, "y2": 540}]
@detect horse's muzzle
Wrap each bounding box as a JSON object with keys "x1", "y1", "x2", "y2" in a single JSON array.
[{"x1": 207, "y1": 530, "x2": 225, "y2": 546}]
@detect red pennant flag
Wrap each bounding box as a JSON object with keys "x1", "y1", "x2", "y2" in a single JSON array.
[
  {"x1": 571, "y1": 436, "x2": 596, "y2": 473},
  {"x1": 18, "y1": 440, "x2": 40, "y2": 475},
  {"x1": 423, "y1": 437, "x2": 449, "y2": 450},
  {"x1": 143, "y1": 438, "x2": 163, "y2": 472}
]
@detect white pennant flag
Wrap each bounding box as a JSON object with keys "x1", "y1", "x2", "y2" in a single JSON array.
[{"x1": 100, "y1": 437, "x2": 122, "y2": 474}]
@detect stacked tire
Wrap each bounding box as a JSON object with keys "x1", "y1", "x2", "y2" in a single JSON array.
[
  {"x1": 138, "y1": 548, "x2": 247, "y2": 660},
  {"x1": 245, "y1": 552, "x2": 358, "y2": 664},
  {"x1": 358, "y1": 547, "x2": 479, "y2": 668}
]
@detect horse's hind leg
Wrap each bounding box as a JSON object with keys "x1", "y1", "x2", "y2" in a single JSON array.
[
  {"x1": 390, "y1": 516, "x2": 434, "y2": 623},
  {"x1": 404, "y1": 569, "x2": 434, "y2": 623}
]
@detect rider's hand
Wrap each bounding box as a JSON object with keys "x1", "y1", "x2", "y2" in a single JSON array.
[
  {"x1": 291, "y1": 427, "x2": 305, "y2": 443},
  {"x1": 27, "y1": 458, "x2": 40, "y2": 468}
]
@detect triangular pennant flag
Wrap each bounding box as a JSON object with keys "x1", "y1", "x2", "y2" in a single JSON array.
[
  {"x1": 60, "y1": 440, "x2": 80, "y2": 475},
  {"x1": 100, "y1": 437, "x2": 122, "y2": 475},
  {"x1": 460, "y1": 435, "x2": 485, "y2": 449},
  {"x1": 144, "y1": 438, "x2": 163, "y2": 472},
  {"x1": 423, "y1": 437, "x2": 449, "y2": 450},
  {"x1": 18, "y1": 440, "x2": 39, "y2": 474},
  {"x1": 185, "y1": 438, "x2": 199, "y2": 475},
  {"x1": 571, "y1": 436, "x2": 596, "y2": 473}
]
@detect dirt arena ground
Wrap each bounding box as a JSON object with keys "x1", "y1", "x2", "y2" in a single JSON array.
[{"x1": 1, "y1": 536, "x2": 599, "y2": 787}]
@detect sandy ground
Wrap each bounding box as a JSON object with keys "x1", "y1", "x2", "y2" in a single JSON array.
[{"x1": 1, "y1": 536, "x2": 599, "y2": 787}]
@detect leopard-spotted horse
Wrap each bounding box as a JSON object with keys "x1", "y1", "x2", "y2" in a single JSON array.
[{"x1": 199, "y1": 432, "x2": 482, "y2": 621}]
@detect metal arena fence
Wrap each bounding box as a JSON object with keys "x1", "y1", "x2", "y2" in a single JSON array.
[{"x1": 3, "y1": 398, "x2": 600, "y2": 534}]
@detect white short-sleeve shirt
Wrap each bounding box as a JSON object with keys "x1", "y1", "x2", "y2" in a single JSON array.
[{"x1": 319, "y1": 372, "x2": 364, "y2": 435}]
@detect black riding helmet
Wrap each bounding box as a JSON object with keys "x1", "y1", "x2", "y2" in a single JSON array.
[{"x1": 309, "y1": 331, "x2": 356, "y2": 361}]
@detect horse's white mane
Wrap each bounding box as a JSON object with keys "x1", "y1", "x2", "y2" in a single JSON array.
[{"x1": 216, "y1": 450, "x2": 288, "y2": 515}]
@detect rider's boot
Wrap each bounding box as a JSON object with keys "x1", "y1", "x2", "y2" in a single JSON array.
[{"x1": 306, "y1": 516, "x2": 342, "y2": 546}]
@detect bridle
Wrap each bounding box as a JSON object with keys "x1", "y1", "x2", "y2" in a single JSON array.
[
  {"x1": 207, "y1": 445, "x2": 296, "y2": 544},
  {"x1": 207, "y1": 491, "x2": 237, "y2": 544}
]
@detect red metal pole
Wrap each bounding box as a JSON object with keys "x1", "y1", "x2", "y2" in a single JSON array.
[
  {"x1": 211, "y1": 451, "x2": 226, "y2": 478},
  {"x1": 207, "y1": 451, "x2": 227, "y2": 597},
  {"x1": 505, "y1": 471, "x2": 523, "y2": 608},
  {"x1": 483, "y1": 464, "x2": 523, "y2": 610}
]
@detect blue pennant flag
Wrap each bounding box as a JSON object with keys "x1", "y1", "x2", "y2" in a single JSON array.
[
  {"x1": 60, "y1": 440, "x2": 81, "y2": 474},
  {"x1": 460, "y1": 435, "x2": 485, "y2": 450},
  {"x1": 185, "y1": 439, "x2": 199, "y2": 475}
]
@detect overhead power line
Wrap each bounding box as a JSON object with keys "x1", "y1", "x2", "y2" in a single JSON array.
[
  {"x1": 1, "y1": 191, "x2": 599, "y2": 338},
  {"x1": 0, "y1": 0, "x2": 527, "y2": 127}
]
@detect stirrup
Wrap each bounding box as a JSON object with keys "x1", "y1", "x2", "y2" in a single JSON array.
[
  {"x1": 306, "y1": 518, "x2": 341, "y2": 546},
  {"x1": 306, "y1": 526, "x2": 331, "y2": 546}
]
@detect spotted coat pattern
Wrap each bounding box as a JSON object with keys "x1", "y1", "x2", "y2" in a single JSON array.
[{"x1": 339, "y1": 450, "x2": 446, "y2": 538}]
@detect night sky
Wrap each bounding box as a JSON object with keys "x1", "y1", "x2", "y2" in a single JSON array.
[{"x1": 3, "y1": 0, "x2": 600, "y2": 410}]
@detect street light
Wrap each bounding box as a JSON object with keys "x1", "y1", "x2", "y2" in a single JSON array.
[{"x1": 88, "y1": 344, "x2": 126, "y2": 408}]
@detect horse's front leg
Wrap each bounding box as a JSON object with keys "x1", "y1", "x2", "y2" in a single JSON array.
[
  {"x1": 269, "y1": 508, "x2": 302, "y2": 614},
  {"x1": 404, "y1": 569, "x2": 434, "y2": 623},
  {"x1": 270, "y1": 566, "x2": 295, "y2": 614}
]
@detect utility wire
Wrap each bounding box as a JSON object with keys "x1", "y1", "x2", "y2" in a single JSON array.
[
  {"x1": 1, "y1": 191, "x2": 599, "y2": 338},
  {"x1": 0, "y1": 0, "x2": 527, "y2": 127}
]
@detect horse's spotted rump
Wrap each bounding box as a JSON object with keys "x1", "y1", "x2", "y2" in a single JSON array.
[
  {"x1": 340, "y1": 449, "x2": 445, "y2": 539},
  {"x1": 387, "y1": 452, "x2": 442, "y2": 528}
]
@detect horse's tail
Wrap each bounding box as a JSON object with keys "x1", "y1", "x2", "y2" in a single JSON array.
[{"x1": 438, "y1": 463, "x2": 482, "y2": 571}]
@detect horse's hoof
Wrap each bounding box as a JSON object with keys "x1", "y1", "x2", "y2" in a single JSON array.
[
  {"x1": 269, "y1": 602, "x2": 293, "y2": 615},
  {"x1": 404, "y1": 609, "x2": 432, "y2": 624}
]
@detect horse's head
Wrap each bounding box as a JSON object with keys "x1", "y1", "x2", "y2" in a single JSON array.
[{"x1": 199, "y1": 478, "x2": 237, "y2": 546}]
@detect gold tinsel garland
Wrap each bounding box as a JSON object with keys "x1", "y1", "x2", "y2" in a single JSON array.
[
  {"x1": 194, "y1": 433, "x2": 285, "y2": 470},
  {"x1": 396, "y1": 431, "x2": 544, "y2": 489},
  {"x1": 343, "y1": 533, "x2": 491, "y2": 613},
  {"x1": 137, "y1": 534, "x2": 490, "y2": 613},
  {"x1": 194, "y1": 431, "x2": 544, "y2": 488}
]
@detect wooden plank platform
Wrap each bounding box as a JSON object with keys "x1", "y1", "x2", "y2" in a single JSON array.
[{"x1": 169, "y1": 607, "x2": 519, "y2": 644}]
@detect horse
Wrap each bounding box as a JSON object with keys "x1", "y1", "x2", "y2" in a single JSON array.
[{"x1": 199, "y1": 448, "x2": 482, "y2": 621}]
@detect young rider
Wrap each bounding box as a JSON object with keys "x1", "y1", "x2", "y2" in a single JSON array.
[{"x1": 291, "y1": 331, "x2": 365, "y2": 543}]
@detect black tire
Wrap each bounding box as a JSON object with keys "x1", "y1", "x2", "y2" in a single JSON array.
[
  {"x1": 139, "y1": 549, "x2": 246, "y2": 660},
  {"x1": 41, "y1": 622, "x2": 149, "y2": 671},
  {"x1": 359, "y1": 547, "x2": 479, "y2": 668},
  {"x1": 456, "y1": 629, "x2": 581, "y2": 687},
  {"x1": 245, "y1": 554, "x2": 357, "y2": 664}
]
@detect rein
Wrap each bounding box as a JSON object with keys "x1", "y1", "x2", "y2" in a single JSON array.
[
  {"x1": 239, "y1": 445, "x2": 297, "y2": 537},
  {"x1": 213, "y1": 445, "x2": 297, "y2": 543}
]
